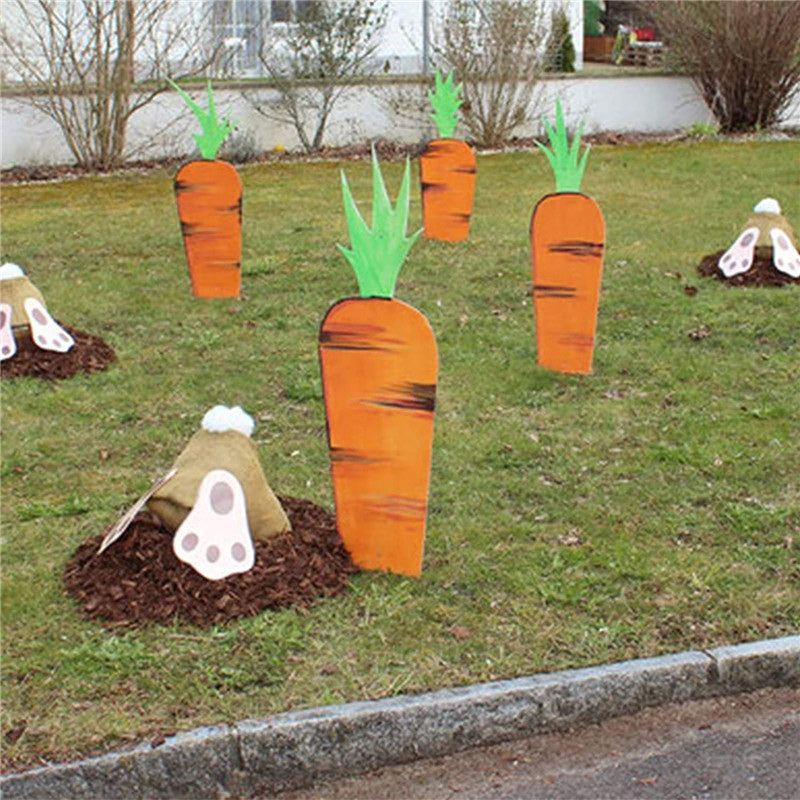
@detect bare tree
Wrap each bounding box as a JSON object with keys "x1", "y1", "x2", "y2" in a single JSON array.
[
  {"x1": 0, "y1": 0, "x2": 219, "y2": 170},
  {"x1": 434, "y1": 0, "x2": 548, "y2": 148},
  {"x1": 643, "y1": 0, "x2": 800, "y2": 132},
  {"x1": 247, "y1": 0, "x2": 387, "y2": 153}
]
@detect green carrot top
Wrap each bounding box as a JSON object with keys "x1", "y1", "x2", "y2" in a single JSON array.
[
  {"x1": 338, "y1": 150, "x2": 422, "y2": 299},
  {"x1": 428, "y1": 69, "x2": 463, "y2": 140},
  {"x1": 170, "y1": 79, "x2": 235, "y2": 160},
  {"x1": 537, "y1": 97, "x2": 591, "y2": 193}
]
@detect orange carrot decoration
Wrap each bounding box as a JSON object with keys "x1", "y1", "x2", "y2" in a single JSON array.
[
  {"x1": 171, "y1": 81, "x2": 242, "y2": 299},
  {"x1": 531, "y1": 99, "x2": 605, "y2": 374},
  {"x1": 419, "y1": 70, "x2": 476, "y2": 242},
  {"x1": 319, "y1": 152, "x2": 437, "y2": 577}
]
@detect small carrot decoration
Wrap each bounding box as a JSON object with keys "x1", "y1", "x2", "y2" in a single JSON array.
[
  {"x1": 318, "y1": 151, "x2": 437, "y2": 577},
  {"x1": 171, "y1": 80, "x2": 242, "y2": 298},
  {"x1": 531, "y1": 98, "x2": 605, "y2": 374},
  {"x1": 419, "y1": 69, "x2": 476, "y2": 242}
]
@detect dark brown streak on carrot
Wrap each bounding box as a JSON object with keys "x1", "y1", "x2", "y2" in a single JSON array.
[
  {"x1": 453, "y1": 166, "x2": 477, "y2": 174},
  {"x1": 330, "y1": 447, "x2": 386, "y2": 465},
  {"x1": 319, "y1": 330, "x2": 391, "y2": 352},
  {"x1": 180, "y1": 221, "x2": 213, "y2": 237},
  {"x1": 369, "y1": 495, "x2": 427, "y2": 519},
  {"x1": 548, "y1": 240, "x2": 604, "y2": 257},
  {"x1": 369, "y1": 382, "x2": 436, "y2": 413}
]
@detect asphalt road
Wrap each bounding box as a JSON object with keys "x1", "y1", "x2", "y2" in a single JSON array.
[{"x1": 274, "y1": 686, "x2": 800, "y2": 800}]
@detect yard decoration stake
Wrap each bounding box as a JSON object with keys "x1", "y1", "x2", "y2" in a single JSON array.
[
  {"x1": 419, "y1": 69, "x2": 476, "y2": 242},
  {"x1": 718, "y1": 198, "x2": 800, "y2": 279},
  {"x1": 171, "y1": 80, "x2": 242, "y2": 298},
  {"x1": 319, "y1": 152, "x2": 437, "y2": 577},
  {"x1": 0, "y1": 262, "x2": 74, "y2": 361},
  {"x1": 531, "y1": 98, "x2": 605, "y2": 374}
]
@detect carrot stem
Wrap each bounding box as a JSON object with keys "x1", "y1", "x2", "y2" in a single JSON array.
[
  {"x1": 536, "y1": 97, "x2": 590, "y2": 193},
  {"x1": 170, "y1": 80, "x2": 235, "y2": 160},
  {"x1": 338, "y1": 149, "x2": 421, "y2": 299},
  {"x1": 428, "y1": 69, "x2": 463, "y2": 140}
]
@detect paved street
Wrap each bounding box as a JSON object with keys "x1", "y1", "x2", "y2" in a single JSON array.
[{"x1": 275, "y1": 686, "x2": 800, "y2": 799}]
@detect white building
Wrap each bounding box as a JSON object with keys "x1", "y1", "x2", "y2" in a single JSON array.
[{"x1": 208, "y1": 0, "x2": 584, "y2": 76}]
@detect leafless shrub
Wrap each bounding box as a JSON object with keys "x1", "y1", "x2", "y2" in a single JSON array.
[
  {"x1": 643, "y1": 0, "x2": 800, "y2": 132},
  {"x1": 434, "y1": 0, "x2": 548, "y2": 148},
  {"x1": 247, "y1": 0, "x2": 387, "y2": 153},
  {"x1": 0, "y1": 0, "x2": 219, "y2": 170}
]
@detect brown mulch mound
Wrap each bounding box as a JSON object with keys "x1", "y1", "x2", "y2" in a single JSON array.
[
  {"x1": 63, "y1": 496, "x2": 357, "y2": 629},
  {"x1": 1, "y1": 325, "x2": 116, "y2": 380},
  {"x1": 698, "y1": 249, "x2": 800, "y2": 287}
]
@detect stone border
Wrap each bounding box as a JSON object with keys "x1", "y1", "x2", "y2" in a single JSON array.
[{"x1": 3, "y1": 636, "x2": 798, "y2": 799}]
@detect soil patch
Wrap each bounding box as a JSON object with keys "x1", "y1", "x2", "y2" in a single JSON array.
[
  {"x1": 1, "y1": 325, "x2": 116, "y2": 380},
  {"x1": 698, "y1": 249, "x2": 800, "y2": 287},
  {"x1": 64, "y1": 496, "x2": 357, "y2": 629},
  {"x1": 8, "y1": 130, "x2": 798, "y2": 186}
]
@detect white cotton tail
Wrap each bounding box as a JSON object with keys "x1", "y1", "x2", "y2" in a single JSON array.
[{"x1": 201, "y1": 405, "x2": 255, "y2": 437}]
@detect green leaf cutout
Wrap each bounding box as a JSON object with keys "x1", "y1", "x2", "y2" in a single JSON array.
[
  {"x1": 428, "y1": 69, "x2": 463, "y2": 140},
  {"x1": 536, "y1": 97, "x2": 591, "y2": 193},
  {"x1": 169, "y1": 79, "x2": 235, "y2": 160},
  {"x1": 338, "y1": 149, "x2": 422, "y2": 299}
]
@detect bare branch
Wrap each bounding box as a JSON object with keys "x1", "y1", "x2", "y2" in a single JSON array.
[
  {"x1": 643, "y1": 0, "x2": 800, "y2": 132},
  {"x1": 1, "y1": 0, "x2": 222, "y2": 169}
]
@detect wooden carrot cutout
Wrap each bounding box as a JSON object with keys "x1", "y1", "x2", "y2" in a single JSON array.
[
  {"x1": 319, "y1": 152, "x2": 437, "y2": 577},
  {"x1": 420, "y1": 69, "x2": 476, "y2": 242},
  {"x1": 171, "y1": 80, "x2": 242, "y2": 298},
  {"x1": 531, "y1": 98, "x2": 605, "y2": 374}
]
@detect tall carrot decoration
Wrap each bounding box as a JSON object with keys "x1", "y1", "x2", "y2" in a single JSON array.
[
  {"x1": 531, "y1": 98, "x2": 605, "y2": 374},
  {"x1": 319, "y1": 152, "x2": 437, "y2": 577},
  {"x1": 171, "y1": 80, "x2": 241, "y2": 298},
  {"x1": 419, "y1": 69, "x2": 476, "y2": 242}
]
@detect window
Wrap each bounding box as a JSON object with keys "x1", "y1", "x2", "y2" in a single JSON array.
[
  {"x1": 271, "y1": 1, "x2": 316, "y2": 24},
  {"x1": 212, "y1": 0, "x2": 264, "y2": 75},
  {"x1": 212, "y1": 0, "x2": 319, "y2": 76}
]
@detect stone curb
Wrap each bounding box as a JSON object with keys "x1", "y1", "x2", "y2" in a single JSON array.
[{"x1": 3, "y1": 635, "x2": 798, "y2": 799}]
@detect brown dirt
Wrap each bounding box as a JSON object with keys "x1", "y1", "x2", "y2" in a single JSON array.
[
  {"x1": 0, "y1": 324, "x2": 116, "y2": 380},
  {"x1": 698, "y1": 249, "x2": 800, "y2": 287},
  {"x1": 10, "y1": 131, "x2": 799, "y2": 185},
  {"x1": 63, "y1": 496, "x2": 358, "y2": 629}
]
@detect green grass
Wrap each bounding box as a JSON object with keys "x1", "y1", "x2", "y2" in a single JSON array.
[{"x1": 2, "y1": 140, "x2": 799, "y2": 770}]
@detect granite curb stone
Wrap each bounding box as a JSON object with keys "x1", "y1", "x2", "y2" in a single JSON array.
[{"x1": 2, "y1": 635, "x2": 798, "y2": 799}]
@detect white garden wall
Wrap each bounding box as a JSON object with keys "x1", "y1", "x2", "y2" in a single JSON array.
[{"x1": 2, "y1": 73, "x2": 799, "y2": 168}]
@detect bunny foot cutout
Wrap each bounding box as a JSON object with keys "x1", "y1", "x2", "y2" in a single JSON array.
[
  {"x1": 718, "y1": 227, "x2": 758, "y2": 277},
  {"x1": 0, "y1": 303, "x2": 17, "y2": 361},
  {"x1": 24, "y1": 297, "x2": 74, "y2": 353},
  {"x1": 770, "y1": 228, "x2": 800, "y2": 278},
  {"x1": 173, "y1": 469, "x2": 255, "y2": 580}
]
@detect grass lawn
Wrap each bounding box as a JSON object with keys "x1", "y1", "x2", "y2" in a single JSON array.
[{"x1": 1, "y1": 140, "x2": 799, "y2": 771}]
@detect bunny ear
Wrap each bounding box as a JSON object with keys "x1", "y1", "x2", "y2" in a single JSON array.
[
  {"x1": 173, "y1": 469, "x2": 255, "y2": 581},
  {"x1": 770, "y1": 228, "x2": 800, "y2": 278},
  {"x1": 23, "y1": 297, "x2": 74, "y2": 353},
  {"x1": 0, "y1": 303, "x2": 17, "y2": 361},
  {"x1": 718, "y1": 227, "x2": 759, "y2": 277}
]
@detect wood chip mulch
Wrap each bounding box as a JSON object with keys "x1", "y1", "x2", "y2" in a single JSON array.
[
  {"x1": 63, "y1": 496, "x2": 358, "y2": 629},
  {"x1": 698, "y1": 250, "x2": 800, "y2": 287},
  {"x1": 1, "y1": 325, "x2": 116, "y2": 380}
]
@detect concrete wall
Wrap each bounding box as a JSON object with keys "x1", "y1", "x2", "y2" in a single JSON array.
[{"x1": 3, "y1": 73, "x2": 799, "y2": 167}]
